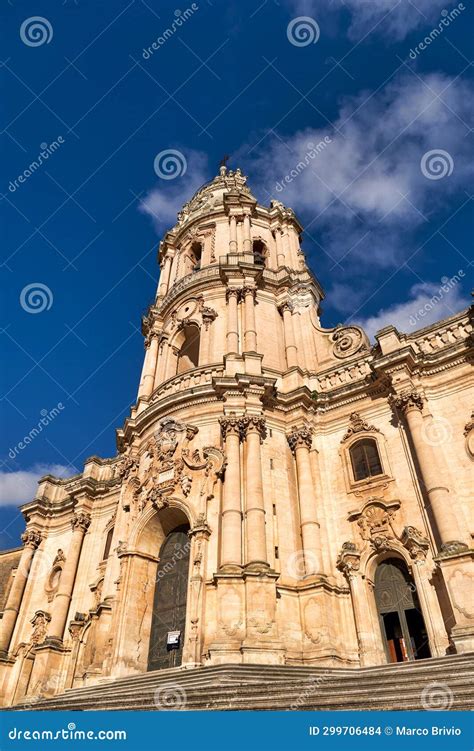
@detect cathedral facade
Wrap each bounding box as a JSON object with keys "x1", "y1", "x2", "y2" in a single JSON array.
[{"x1": 1, "y1": 166, "x2": 473, "y2": 705}]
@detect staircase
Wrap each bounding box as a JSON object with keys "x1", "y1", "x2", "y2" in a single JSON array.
[{"x1": 12, "y1": 654, "x2": 474, "y2": 711}]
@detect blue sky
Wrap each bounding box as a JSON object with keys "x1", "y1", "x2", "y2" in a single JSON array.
[{"x1": 1, "y1": 0, "x2": 473, "y2": 547}]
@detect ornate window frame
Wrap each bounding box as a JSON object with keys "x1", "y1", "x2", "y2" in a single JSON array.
[{"x1": 339, "y1": 413, "x2": 393, "y2": 494}]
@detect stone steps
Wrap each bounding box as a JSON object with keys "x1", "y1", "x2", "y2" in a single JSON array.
[{"x1": 12, "y1": 654, "x2": 474, "y2": 711}]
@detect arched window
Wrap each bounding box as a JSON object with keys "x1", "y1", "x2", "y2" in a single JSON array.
[
  {"x1": 177, "y1": 324, "x2": 200, "y2": 374},
  {"x1": 190, "y1": 242, "x2": 202, "y2": 271},
  {"x1": 349, "y1": 438, "x2": 383, "y2": 481},
  {"x1": 252, "y1": 239, "x2": 266, "y2": 266},
  {"x1": 103, "y1": 527, "x2": 114, "y2": 560}
]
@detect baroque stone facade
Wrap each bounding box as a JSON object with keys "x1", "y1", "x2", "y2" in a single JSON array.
[{"x1": 0, "y1": 166, "x2": 473, "y2": 705}]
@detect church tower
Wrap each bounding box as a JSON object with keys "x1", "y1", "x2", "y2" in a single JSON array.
[{"x1": 1, "y1": 166, "x2": 472, "y2": 703}]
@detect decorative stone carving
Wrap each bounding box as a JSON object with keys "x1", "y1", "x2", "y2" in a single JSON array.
[
  {"x1": 219, "y1": 414, "x2": 246, "y2": 440},
  {"x1": 287, "y1": 426, "x2": 313, "y2": 453},
  {"x1": 400, "y1": 526, "x2": 430, "y2": 561},
  {"x1": 201, "y1": 306, "x2": 217, "y2": 330},
  {"x1": 342, "y1": 412, "x2": 379, "y2": 442},
  {"x1": 241, "y1": 415, "x2": 266, "y2": 442},
  {"x1": 30, "y1": 610, "x2": 51, "y2": 646},
  {"x1": 464, "y1": 411, "x2": 474, "y2": 459},
  {"x1": 71, "y1": 512, "x2": 91, "y2": 533},
  {"x1": 331, "y1": 325, "x2": 369, "y2": 360},
  {"x1": 349, "y1": 499, "x2": 399, "y2": 550},
  {"x1": 116, "y1": 454, "x2": 138, "y2": 481},
  {"x1": 336, "y1": 542, "x2": 361, "y2": 578},
  {"x1": 390, "y1": 389, "x2": 424, "y2": 414},
  {"x1": 21, "y1": 529, "x2": 42, "y2": 549},
  {"x1": 45, "y1": 550, "x2": 65, "y2": 602}
]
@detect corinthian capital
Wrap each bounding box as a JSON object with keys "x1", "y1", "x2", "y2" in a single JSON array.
[
  {"x1": 390, "y1": 389, "x2": 424, "y2": 414},
  {"x1": 21, "y1": 529, "x2": 42, "y2": 549},
  {"x1": 219, "y1": 414, "x2": 244, "y2": 440},
  {"x1": 287, "y1": 426, "x2": 313, "y2": 453},
  {"x1": 71, "y1": 511, "x2": 91, "y2": 533},
  {"x1": 225, "y1": 288, "x2": 240, "y2": 301},
  {"x1": 241, "y1": 415, "x2": 266, "y2": 441}
]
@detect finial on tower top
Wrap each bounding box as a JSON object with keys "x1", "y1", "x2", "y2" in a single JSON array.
[{"x1": 219, "y1": 154, "x2": 230, "y2": 175}]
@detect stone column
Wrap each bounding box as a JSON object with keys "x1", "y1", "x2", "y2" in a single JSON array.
[
  {"x1": 0, "y1": 530, "x2": 42, "y2": 657},
  {"x1": 243, "y1": 212, "x2": 252, "y2": 254},
  {"x1": 137, "y1": 334, "x2": 159, "y2": 400},
  {"x1": 46, "y1": 512, "x2": 91, "y2": 646},
  {"x1": 242, "y1": 287, "x2": 257, "y2": 353},
  {"x1": 154, "y1": 337, "x2": 168, "y2": 388},
  {"x1": 391, "y1": 390, "x2": 469, "y2": 552},
  {"x1": 157, "y1": 253, "x2": 173, "y2": 298},
  {"x1": 242, "y1": 416, "x2": 268, "y2": 570},
  {"x1": 229, "y1": 215, "x2": 237, "y2": 253},
  {"x1": 280, "y1": 303, "x2": 298, "y2": 368},
  {"x1": 275, "y1": 228, "x2": 285, "y2": 267},
  {"x1": 288, "y1": 427, "x2": 322, "y2": 576},
  {"x1": 219, "y1": 416, "x2": 243, "y2": 571},
  {"x1": 226, "y1": 288, "x2": 239, "y2": 355}
]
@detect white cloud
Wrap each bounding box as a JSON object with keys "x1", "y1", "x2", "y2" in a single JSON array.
[
  {"x1": 139, "y1": 149, "x2": 209, "y2": 229},
  {"x1": 0, "y1": 464, "x2": 77, "y2": 507},
  {"x1": 287, "y1": 0, "x2": 450, "y2": 41},
  {"x1": 243, "y1": 73, "x2": 474, "y2": 269},
  {"x1": 355, "y1": 278, "x2": 469, "y2": 340}
]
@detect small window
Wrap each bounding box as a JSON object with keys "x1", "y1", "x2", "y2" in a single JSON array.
[
  {"x1": 191, "y1": 242, "x2": 202, "y2": 271},
  {"x1": 177, "y1": 324, "x2": 200, "y2": 374},
  {"x1": 103, "y1": 527, "x2": 114, "y2": 560},
  {"x1": 252, "y1": 240, "x2": 266, "y2": 266},
  {"x1": 349, "y1": 439, "x2": 383, "y2": 481}
]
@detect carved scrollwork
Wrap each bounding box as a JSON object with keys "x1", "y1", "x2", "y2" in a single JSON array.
[
  {"x1": 287, "y1": 426, "x2": 313, "y2": 453},
  {"x1": 464, "y1": 411, "x2": 474, "y2": 459},
  {"x1": 342, "y1": 412, "x2": 379, "y2": 442},
  {"x1": 21, "y1": 529, "x2": 42, "y2": 549},
  {"x1": 331, "y1": 325, "x2": 369, "y2": 360},
  {"x1": 336, "y1": 542, "x2": 361, "y2": 579},
  {"x1": 71, "y1": 512, "x2": 91, "y2": 533},
  {"x1": 390, "y1": 389, "x2": 424, "y2": 414}
]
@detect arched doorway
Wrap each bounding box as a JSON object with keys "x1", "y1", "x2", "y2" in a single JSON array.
[
  {"x1": 147, "y1": 524, "x2": 190, "y2": 671},
  {"x1": 374, "y1": 558, "x2": 431, "y2": 663}
]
